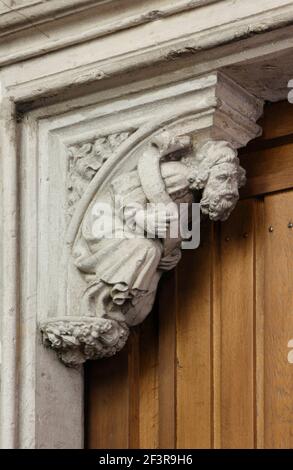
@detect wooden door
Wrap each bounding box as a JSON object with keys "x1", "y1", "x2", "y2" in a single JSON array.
[{"x1": 85, "y1": 102, "x2": 293, "y2": 449}]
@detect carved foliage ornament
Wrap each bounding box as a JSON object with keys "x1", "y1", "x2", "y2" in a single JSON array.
[
  {"x1": 67, "y1": 131, "x2": 133, "y2": 218},
  {"x1": 41, "y1": 131, "x2": 245, "y2": 366}
]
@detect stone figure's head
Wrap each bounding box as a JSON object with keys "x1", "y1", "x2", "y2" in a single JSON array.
[{"x1": 187, "y1": 140, "x2": 246, "y2": 221}]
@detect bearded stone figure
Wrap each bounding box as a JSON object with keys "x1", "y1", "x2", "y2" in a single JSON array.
[{"x1": 42, "y1": 132, "x2": 246, "y2": 366}]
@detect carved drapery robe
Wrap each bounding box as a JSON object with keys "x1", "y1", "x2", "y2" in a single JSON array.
[{"x1": 73, "y1": 160, "x2": 193, "y2": 327}]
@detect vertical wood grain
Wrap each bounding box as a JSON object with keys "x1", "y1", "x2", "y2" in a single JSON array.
[
  {"x1": 259, "y1": 101, "x2": 293, "y2": 140},
  {"x1": 158, "y1": 270, "x2": 177, "y2": 449},
  {"x1": 128, "y1": 330, "x2": 140, "y2": 449},
  {"x1": 220, "y1": 200, "x2": 255, "y2": 448},
  {"x1": 176, "y1": 221, "x2": 213, "y2": 448},
  {"x1": 264, "y1": 190, "x2": 293, "y2": 448},
  {"x1": 211, "y1": 223, "x2": 222, "y2": 449},
  {"x1": 139, "y1": 309, "x2": 159, "y2": 449},
  {"x1": 85, "y1": 347, "x2": 130, "y2": 449},
  {"x1": 254, "y1": 199, "x2": 265, "y2": 449}
]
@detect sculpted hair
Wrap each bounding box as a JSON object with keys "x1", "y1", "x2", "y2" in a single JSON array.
[{"x1": 185, "y1": 140, "x2": 246, "y2": 221}]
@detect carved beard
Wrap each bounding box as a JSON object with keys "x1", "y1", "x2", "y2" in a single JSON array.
[{"x1": 200, "y1": 188, "x2": 239, "y2": 221}]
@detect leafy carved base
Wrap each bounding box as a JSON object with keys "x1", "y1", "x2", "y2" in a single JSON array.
[{"x1": 40, "y1": 317, "x2": 129, "y2": 367}]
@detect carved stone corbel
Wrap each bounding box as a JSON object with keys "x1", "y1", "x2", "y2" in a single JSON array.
[{"x1": 41, "y1": 72, "x2": 264, "y2": 366}]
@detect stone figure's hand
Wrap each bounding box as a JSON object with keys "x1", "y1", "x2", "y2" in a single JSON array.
[
  {"x1": 124, "y1": 203, "x2": 178, "y2": 238},
  {"x1": 123, "y1": 204, "x2": 145, "y2": 235},
  {"x1": 152, "y1": 131, "x2": 191, "y2": 158},
  {"x1": 158, "y1": 247, "x2": 182, "y2": 270},
  {"x1": 137, "y1": 206, "x2": 178, "y2": 238}
]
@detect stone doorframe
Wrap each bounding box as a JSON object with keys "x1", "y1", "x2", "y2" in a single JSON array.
[{"x1": 1, "y1": 0, "x2": 293, "y2": 449}]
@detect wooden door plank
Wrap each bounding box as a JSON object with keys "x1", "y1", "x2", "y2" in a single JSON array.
[
  {"x1": 211, "y1": 223, "x2": 222, "y2": 449},
  {"x1": 220, "y1": 200, "x2": 255, "y2": 448},
  {"x1": 260, "y1": 101, "x2": 293, "y2": 141},
  {"x1": 254, "y1": 199, "x2": 266, "y2": 449},
  {"x1": 128, "y1": 330, "x2": 140, "y2": 449},
  {"x1": 264, "y1": 190, "x2": 293, "y2": 448},
  {"x1": 158, "y1": 270, "x2": 177, "y2": 449},
  {"x1": 176, "y1": 221, "x2": 213, "y2": 449},
  {"x1": 138, "y1": 309, "x2": 159, "y2": 449},
  {"x1": 85, "y1": 347, "x2": 130, "y2": 449},
  {"x1": 240, "y1": 143, "x2": 293, "y2": 198}
]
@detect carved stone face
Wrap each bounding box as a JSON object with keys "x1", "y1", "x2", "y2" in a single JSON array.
[{"x1": 200, "y1": 163, "x2": 241, "y2": 221}]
